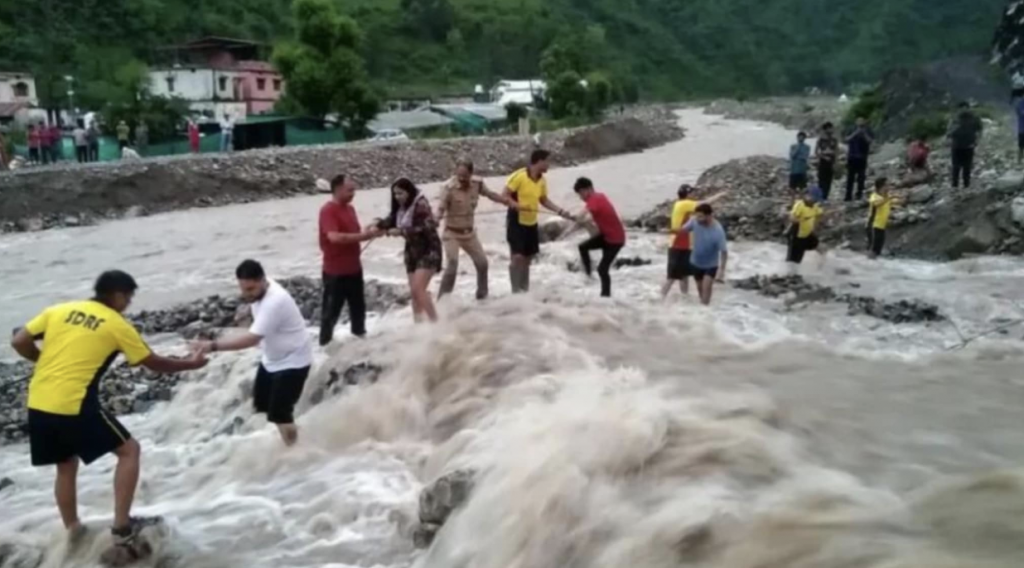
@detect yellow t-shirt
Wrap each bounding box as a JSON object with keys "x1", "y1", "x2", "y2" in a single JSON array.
[
  {"x1": 669, "y1": 199, "x2": 698, "y2": 249},
  {"x1": 868, "y1": 192, "x2": 894, "y2": 230},
  {"x1": 24, "y1": 300, "x2": 152, "y2": 415},
  {"x1": 506, "y1": 168, "x2": 548, "y2": 226},
  {"x1": 790, "y1": 200, "x2": 823, "y2": 238}
]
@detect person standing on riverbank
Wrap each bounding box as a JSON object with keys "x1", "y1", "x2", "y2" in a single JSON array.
[
  {"x1": 27, "y1": 124, "x2": 42, "y2": 165},
  {"x1": 86, "y1": 123, "x2": 100, "y2": 162},
  {"x1": 1015, "y1": 94, "x2": 1024, "y2": 163},
  {"x1": 948, "y1": 101, "x2": 983, "y2": 189},
  {"x1": 503, "y1": 149, "x2": 575, "y2": 293},
  {"x1": 789, "y1": 131, "x2": 811, "y2": 191},
  {"x1": 845, "y1": 116, "x2": 873, "y2": 201},
  {"x1": 116, "y1": 121, "x2": 130, "y2": 154},
  {"x1": 680, "y1": 203, "x2": 728, "y2": 306},
  {"x1": 73, "y1": 123, "x2": 88, "y2": 163},
  {"x1": 572, "y1": 177, "x2": 625, "y2": 298},
  {"x1": 787, "y1": 187, "x2": 826, "y2": 268},
  {"x1": 319, "y1": 175, "x2": 380, "y2": 345},
  {"x1": 662, "y1": 184, "x2": 728, "y2": 299},
  {"x1": 437, "y1": 159, "x2": 516, "y2": 300},
  {"x1": 48, "y1": 123, "x2": 62, "y2": 163},
  {"x1": 9, "y1": 270, "x2": 207, "y2": 555},
  {"x1": 191, "y1": 260, "x2": 313, "y2": 447},
  {"x1": 188, "y1": 120, "x2": 200, "y2": 154},
  {"x1": 867, "y1": 177, "x2": 898, "y2": 259},
  {"x1": 815, "y1": 122, "x2": 838, "y2": 201},
  {"x1": 135, "y1": 122, "x2": 149, "y2": 157}
]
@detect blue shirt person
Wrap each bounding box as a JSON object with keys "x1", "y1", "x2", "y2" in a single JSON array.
[{"x1": 681, "y1": 202, "x2": 729, "y2": 305}]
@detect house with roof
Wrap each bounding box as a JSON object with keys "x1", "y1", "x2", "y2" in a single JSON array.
[
  {"x1": 148, "y1": 36, "x2": 284, "y2": 120},
  {"x1": 490, "y1": 79, "x2": 546, "y2": 107},
  {"x1": 0, "y1": 72, "x2": 39, "y2": 125}
]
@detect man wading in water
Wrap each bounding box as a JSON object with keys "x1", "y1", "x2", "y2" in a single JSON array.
[
  {"x1": 572, "y1": 177, "x2": 626, "y2": 297},
  {"x1": 437, "y1": 159, "x2": 517, "y2": 300},
  {"x1": 318, "y1": 175, "x2": 380, "y2": 344},
  {"x1": 10, "y1": 271, "x2": 207, "y2": 557},
  {"x1": 503, "y1": 149, "x2": 575, "y2": 293},
  {"x1": 662, "y1": 185, "x2": 728, "y2": 300},
  {"x1": 192, "y1": 260, "x2": 313, "y2": 446}
]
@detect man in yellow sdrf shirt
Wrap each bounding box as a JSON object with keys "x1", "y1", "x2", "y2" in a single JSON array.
[
  {"x1": 10, "y1": 271, "x2": 207, "y2": 556},
  {"x1": 867, "y1": 177, "x2": 899, "y2": 259},
  {"x1": 786, "y1": 186, "x2": 826, "y2": 269},
  {"x1": 503, "y1": 149, "x2": 574, "y2": 293}
]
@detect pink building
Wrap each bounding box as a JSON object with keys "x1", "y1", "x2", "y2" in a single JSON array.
[{"x1": 149, "y1": 37, "x2": 284, "y2": 119}]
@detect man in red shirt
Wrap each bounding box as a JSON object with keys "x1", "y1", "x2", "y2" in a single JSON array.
[
  {"x1": 572, "y1": 177, "x2": 626, "y2": 297},
  {"x1": 318, "y1": 175, "x2": 380, "y2": 345}
]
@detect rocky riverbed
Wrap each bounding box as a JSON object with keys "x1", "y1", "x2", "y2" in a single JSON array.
[
  {"x1": 733, "y1": 274, "x2": 947, "y2": 323},
  {"x1": 0, "y1": 108, "x2": 683, "y2": 233},
  {"x1": 0, "y1": 277, "x2": 408, "y2": 444}
]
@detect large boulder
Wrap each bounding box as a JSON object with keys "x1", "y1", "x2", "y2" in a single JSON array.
[
  {"x1": 413, "y1": 469, "x2": 475, "y2": 549},
  {"x1": 905, "y1": 185, "x2": 936, "y2": 205},
  {"x1": 947, "y1": 216, "x2": 1003, "y2": 257}
]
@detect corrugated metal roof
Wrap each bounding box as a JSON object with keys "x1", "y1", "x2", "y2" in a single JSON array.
[
  {"x1": 368, "y1": 110, "x2": 454, "y2": 132},
  {"x1": 432, "y1": 104, "x2": 507, "y2": 122}
]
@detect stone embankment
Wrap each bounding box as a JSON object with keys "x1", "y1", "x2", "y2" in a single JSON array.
[{"x1": 0, "y1": 108, "x2": 683, "y2": 233}]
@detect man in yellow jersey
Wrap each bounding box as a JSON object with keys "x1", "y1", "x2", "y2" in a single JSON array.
[
  {"x1": 503, "y1": 149, "x2": 574, "y2": 293},
  {"x1": 10, "y1": 270, "x2": 207, "y2": 556},
  {"x1": 867, "y1": 177, "x2": 899, "y2": 259},
  {"x1": 786, "y1": 186, "x2": 826, "y2": 269},
  {"x1": 662, "y1": 184, "x2": 728, "y2": 299}
]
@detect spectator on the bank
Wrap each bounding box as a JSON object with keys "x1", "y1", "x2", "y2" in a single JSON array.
[
  {"x1": 845, "y1": 116, "x2": 874, "y2": 201},
  {"x1": 188, "y1": 119, "x2": 200, "y2": 154},
  {"x1": 86, "y1": 123, "x2": 100, "y2": 162},
  {"x1": 0, "y1": 130, "x2": 8, "y2": 170},
  {"x1": 135, "y1": 121, "x2": 149, "y2": 156},
  {"x1": 1016, "y1": 92, "x2": 1024, "y2": 163},
  {"x1": 789, "y1": 131, "x2": 811, "y2": 192},
  {"x1": 947, "y1": 101, "x2": 983, "y2": 189},
  {"x1": 73, "y1": 122, "x2": 88, "y2": 163},
  {"x1": 27, "y1": 124, "x2": 42, "y2": 165},
  {"x1": 219, "y1": 114, "x2": 234, "y2": 152},
  {"x1": 48, "y1": 123, "x2": 62, "y2": 163},
  {"x1": 815, "y1": 122, "x2": 839, "y2": 201},
  {"x1": 39, "y1": 122, "x2": 53, "y2": 164},
  {"x1": 907, "y1": 137, "x2": 931, "y2": 172},
  {"x1": 116, "y1": 120, "x2": 130, "y2": 153}
]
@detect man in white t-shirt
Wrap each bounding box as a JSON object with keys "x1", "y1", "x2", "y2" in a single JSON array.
[{"x1": 192, "y1": 260, "x2": 313, "y2": 445}]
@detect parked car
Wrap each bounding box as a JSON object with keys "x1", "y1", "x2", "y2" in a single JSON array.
[{"x1": 368, "y1": 129, "x2": 409, "y2": 142}]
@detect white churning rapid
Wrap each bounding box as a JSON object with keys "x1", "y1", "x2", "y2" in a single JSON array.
[{"x1": 1, "y1": 110, "x2": 1023, "y2": 567}]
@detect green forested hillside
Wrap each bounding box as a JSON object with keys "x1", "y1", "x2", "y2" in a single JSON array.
[{"x1": 0, "y1": 0, "x2": 1009, "y2": 107}]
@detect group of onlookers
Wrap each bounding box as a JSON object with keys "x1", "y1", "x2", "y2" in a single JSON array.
[{"x1": 788, "y1": 102, "x2": 986, "y2": 201}]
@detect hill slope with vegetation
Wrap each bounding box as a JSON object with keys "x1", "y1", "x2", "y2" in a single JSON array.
[{"x1": 0, "y1": 0, "x2": 1009, "y2": 107}]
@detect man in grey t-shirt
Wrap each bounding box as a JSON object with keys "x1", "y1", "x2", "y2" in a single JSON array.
[{"x1": 682, "y1": 203, "x2": 728, "y2": 306}]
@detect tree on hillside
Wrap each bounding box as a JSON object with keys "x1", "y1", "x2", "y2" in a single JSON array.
[
  {"x1": 540, "y1": 27, "x2": 627, "y2": 119},
  {"x1": 95, "y1": 59, "x2": 190, "y2": 143},
  {"x1": 272, "y1": 0, "x2": 380, "y2": 134}
]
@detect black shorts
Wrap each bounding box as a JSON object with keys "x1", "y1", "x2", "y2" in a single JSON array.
[
  {"x1": 507, "y1": 211, "x2": 540, "y2": 256},
  {"x1": 666, "y1": 249, "x2": 692, "y2": 280},
  {"x1": 1018, "y1": 133, "x2": 1024, "y2": 151},
  {"x1": 787, "y1": 233, "x2": 819, "y2": 264},
  {"x1": 254, "y1": 364, "x2": 310, "y2": 424},
  {"x1": 691, "y1": 266, "x2": 718, "y2": 280},
  {"x1": 789, "y1": 173, "x2": 808, "y2": 190},
  {"x1": 29, "y1": 407, "x2": 132, "y2": 466},
  {"x1": 867, "y1": 227, "x2": 886, "y2": 256}
]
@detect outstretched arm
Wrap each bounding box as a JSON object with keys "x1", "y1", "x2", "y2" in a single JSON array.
[
  {"x1": 191, "y1": 332, "x2": 261, "y2": 356},
  {"x1": 699, "y1": 191, "x2": 729, "y2": 205},
  {"x1": 481, "y1": 183, "x2": 517, "y2": 208},
  {"x1": 540, "y1": 196, "x2": 573, "y2": 220},
  {"x1": 139, "y1": 352, "x2": 207, "y2": 373}
]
